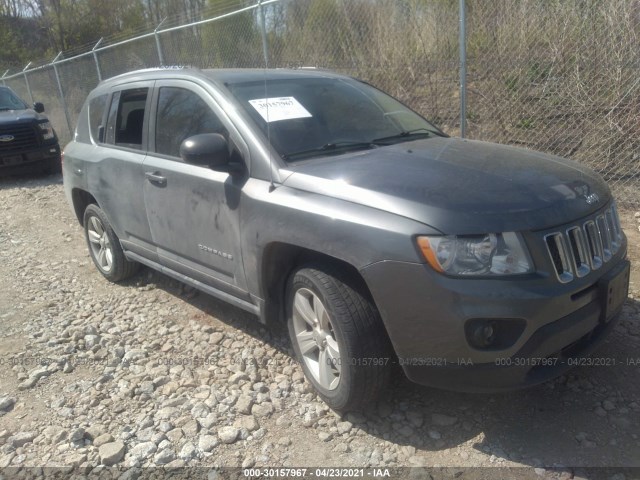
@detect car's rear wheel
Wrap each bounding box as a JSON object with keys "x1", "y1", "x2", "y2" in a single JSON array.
[
  {"x1": 83, "y1": 204, "x2": 139, "y2": 282},
  {"x1": 286, "y1": 266, "x2": 392, "y2": 412}
]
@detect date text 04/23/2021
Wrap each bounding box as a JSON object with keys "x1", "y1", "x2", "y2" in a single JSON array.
[{"x1": 243, "y1": 468, "x2": 391, "y2": 478}]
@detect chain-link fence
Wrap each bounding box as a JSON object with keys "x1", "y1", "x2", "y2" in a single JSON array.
[
  {"x1": 465, "y1": 0, "x2": 640, "y2": 207},
  {"x1": 2, "y1": 0, "x2": 638, "y2": 206}
]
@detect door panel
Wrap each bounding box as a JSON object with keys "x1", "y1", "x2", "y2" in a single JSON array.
[
  {"x1": 142, "y1": 80, "x2": 249, "y2": 295},
  {"x1": 95, "y1": 83, "x2": 156, "y2": 260}
]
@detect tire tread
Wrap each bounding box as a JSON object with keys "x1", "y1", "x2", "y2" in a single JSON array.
[
  {"x1": 83, "y1": 204, "x2": 140, "y2": 283},
  {"x1": 289, "y1": 265, "x2": 393, "y2": 411}
]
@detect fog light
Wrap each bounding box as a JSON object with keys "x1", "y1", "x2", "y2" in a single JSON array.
[
  {"x1": 465, "y1": 318, "x2": 526, "y2": 351},
  {"x1": 472, "y1": 322, "x2": 495, "y2": 348}
]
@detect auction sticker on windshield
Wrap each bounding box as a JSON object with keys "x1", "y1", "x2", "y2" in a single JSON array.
[{"x1": 248, "y1": 96, "x2": 312, "y2": 122}]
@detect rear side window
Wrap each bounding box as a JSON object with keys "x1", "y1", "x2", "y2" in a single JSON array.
[
  {"x1": 88, "y1": 94, "x2": 108, "y2": 143},
  {"x1": 105, "y1": 88, "x2": 148, "y2": 149},
  {"x1": 155, "y1": 87, "x2": 226, "y2": 158}
]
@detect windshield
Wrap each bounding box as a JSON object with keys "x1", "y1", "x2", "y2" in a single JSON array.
[
  {"x1": 227, "y1": 77, "x2": 443, "y2": 161},
  {"x1": 0, "y1": 88, "x2": 27, "y2": 111}
]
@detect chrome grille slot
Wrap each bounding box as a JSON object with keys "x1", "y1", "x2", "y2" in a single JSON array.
[
  {"x1": 596, "y1": 215, "x2": 612, "y2": 261},
  {"x1": 584, "y1": 221, "x2": 603, "y2": 270},
  {"x1": 544, "y1": 204, "x2": 622, "y2": 283},
  {"x1": 545, "y1": 233, "x2": 573, "y2": 283},
  {"x1": 605, "y1": 209, "x2": 620, "y2": 253},
  {"x1": 567, "y1": 227, "x2": 590, "y2": 277}
]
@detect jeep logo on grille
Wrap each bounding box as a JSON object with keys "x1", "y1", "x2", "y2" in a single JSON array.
[
  {"x1": 0, "y1": 135, "x2": 15, "y2": 142},
  {"x1": 585, "y1": 193, "x2": 600, "y2": 205}
]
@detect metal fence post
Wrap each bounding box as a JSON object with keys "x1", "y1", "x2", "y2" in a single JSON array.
[
  {"x1": 155, "y1": 18, "x2": 167, "y2": 66},
  {"x1": 258, "y1": 0, "x2": 270, "y2": 67},
  {"x1": 459, "y1": 0, "x2": 467, "y2": 138},
  {"x1": 22, "y1": 63, "x2": 34, "y2": 105},
  {"x1": 92, "y1": 38, "x2": 104, "y2": 82},
  {"x1": 51, "y1": 52, "x2": 74, "y2": 138},
  {"x1": 1, "y1": 70, "x2": 8, "y2": 86}
]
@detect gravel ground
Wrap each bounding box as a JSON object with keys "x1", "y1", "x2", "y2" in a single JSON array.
[{"x1": 0, "y1": 174, "x2": 639, "y2": 479}]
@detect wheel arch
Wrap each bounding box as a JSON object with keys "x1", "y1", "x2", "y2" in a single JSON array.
[
  {"x1": 71, "y1": 188, "x2": 98, "y2": 226},
  {"x1": 260, "y1": 242, "x2": 378, "y2": 327}
]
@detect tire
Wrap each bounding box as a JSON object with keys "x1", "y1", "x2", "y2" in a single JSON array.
[
  {"x1": 83, "y1": 204, "x2": 139, "y2": 282},
  {"x1": 286, "y1": 266, "x2": 392, "y2": 412}
]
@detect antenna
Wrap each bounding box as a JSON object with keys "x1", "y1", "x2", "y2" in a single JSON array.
[{"x1": 258, "y1": 0, "x2": 275, "y2": 192}]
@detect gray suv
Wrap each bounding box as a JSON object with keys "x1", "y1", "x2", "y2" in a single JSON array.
[{"x1": 63, "y1": 68, "x2": 630, "y2": 411}]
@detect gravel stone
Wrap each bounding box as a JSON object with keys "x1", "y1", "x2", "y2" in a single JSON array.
[
  {"x1": 155, "y1": 407, "x2": 181, "y2": 420},
  {"x1": 94, "y1": 433, "x2": 115, "y2": 447},
  {"x1": 99, "y1": 441, "x2": 126, "y2": 466},
  {"x1": 595, "y1": 407, "x2": 608, "y2": 417},
  {"x1": 129, "y1": 442, "x2": 157, "y2": 459},
  {"x1": 182, "y1": 420, "x2": 200, "y2": 437},
  {"x1": 235, "y1": 395, "x2": 254, "y2": 415},
  {"x1": 218, "y1": 426, "x2": 240, "y2": 444},
  {"x1": 337, "y1": 421, "x2": 353, "y2": 435},
  {"x1": 17, "y1": 377, "x2": 39, "y2": 390},
  {"x1": 191, "y1": 403, "x2": 210, "y2": 419},
  {"x1": 154, "y1": 448, "x2": 176, "y2": 465},
  {"x1": 251, "y1": 403, "x2": 274, "y2": 418},
  {"x1": 0, "y1": 396, "x2": 16, "y2": 412},
  {"x1": 158, "y1": 422, "x2": 174, "y2": 433},
  {"x1": 198, "y1": 435, "x2": 218, "y2": 453},
  {"x1": 84, "y1": 426, "x2": 105, "y2": 441},
  {"x1": 394, "y1": 424, "x2": 414, "y2": 437},
  {"x1": 198, "y1": 413, "x2": 218, "y2": 429},
  {"x1": 9, "y1": 432, "x2": 37, "y2": 448},
  {"x1": 179, "y1": 442, "x2": 197, "y2": 461},
  {"x1": 166, "y1": 428, "x2": 184, "y2": 443},
  {"x1": 229, "y1": 372, "x2": 250, "y2": 384},
  {"x1": 234, "y1": 415, "x2": 260, "y2": 432},
  {"x1": 70, "y1": 428, "x2": 85, "y2": 442},
  {"x1": 406, "y1": 411, "x2": 424, "y2": 428},
  {"x1": 431, "y1": 413, "x2": 458, "y2": 426}
]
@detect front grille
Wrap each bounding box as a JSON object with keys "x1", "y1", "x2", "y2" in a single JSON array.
[
  {"x1": 0, "y1": 124, "x2": 39, "y2": 153},
  {"x1": 544, "y1": 204, "x2": 623, "y2": 283}
]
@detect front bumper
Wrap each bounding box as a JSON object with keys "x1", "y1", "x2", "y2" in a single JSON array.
[
  {"x1": 361, "y1": 247, "x2": 629, "y2": 393},
  {"x1": 0, "y1": 143, "x2": 61, "y2": 173}
]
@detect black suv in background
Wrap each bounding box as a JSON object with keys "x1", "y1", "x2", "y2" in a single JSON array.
[{"x1": 0, "y1": 85, "x2": 61, "y2": 175}]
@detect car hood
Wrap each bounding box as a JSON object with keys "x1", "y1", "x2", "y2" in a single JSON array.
[
  {"x1": 280, "y1": 137, "x2": 611, "y2": 234},
  {"x1": 0, "y1": 109, "x2": 45, "y2": 125}
]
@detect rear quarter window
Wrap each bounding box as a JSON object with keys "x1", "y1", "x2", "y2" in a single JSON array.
[{"x1": 89, "y1": 94, "x2": 108, "y2": 143}]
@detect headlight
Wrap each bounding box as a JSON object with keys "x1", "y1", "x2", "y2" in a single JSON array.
[
  {"x1": 38, "y1": 121, "x2": 55, "y2": 140},
  {"x1": 417, "y1": 232, "x2": 533, "y2": 276}
]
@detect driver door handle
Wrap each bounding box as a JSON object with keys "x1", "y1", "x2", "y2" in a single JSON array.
[{"x1": 145, "y1": 171, "x2": 167, "y2": 187}]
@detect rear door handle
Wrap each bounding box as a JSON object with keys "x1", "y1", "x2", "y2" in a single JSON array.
[{"x1": 145, "y1": 171, "x2": 167, "y2": 187}]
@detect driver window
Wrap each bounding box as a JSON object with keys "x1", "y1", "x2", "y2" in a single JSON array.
[{"x1": 155, "y1": 87, "x2": 228, "y2": 159}]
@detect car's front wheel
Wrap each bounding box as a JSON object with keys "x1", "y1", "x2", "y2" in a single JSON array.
[
  {"x1": 83, "y1": 204, "x2": 139, "y2": 282},
  {"x1": 286, "y1": 266, "x2": 392, "y2": 412}
]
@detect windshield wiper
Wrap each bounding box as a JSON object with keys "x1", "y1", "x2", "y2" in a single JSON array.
[
  {"x1": 282, "y1": 141, "x2": 376, "y2": 161},
  {"x1": 371, "y1": 128, "x2": 434, "y2": 145}
]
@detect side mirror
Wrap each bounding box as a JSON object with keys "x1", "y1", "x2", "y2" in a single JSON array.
[
  {"x1": 180, "y1": 133, "x2": 230, "y2": 168},
  {"x1": 33, "y1": 102, "x2": 45, "y2": 113}
]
